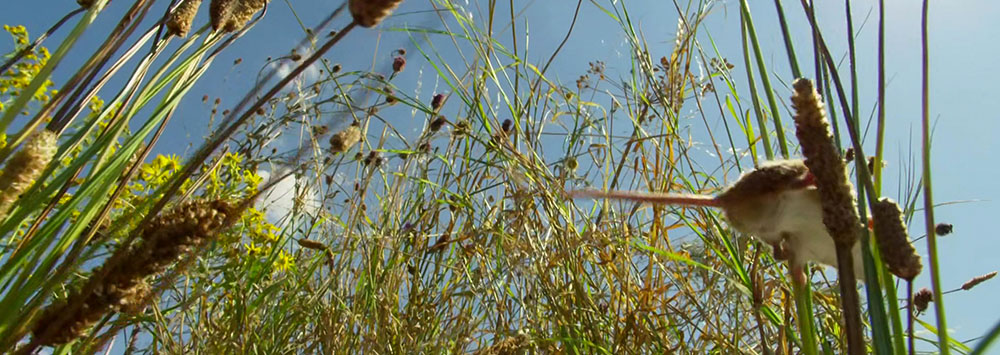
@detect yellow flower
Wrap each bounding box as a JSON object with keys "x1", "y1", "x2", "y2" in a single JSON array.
[{"x1": 274, "y1": 250, "x2": 294, "y2": 272}]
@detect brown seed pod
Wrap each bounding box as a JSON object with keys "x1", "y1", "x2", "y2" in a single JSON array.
[
  {"x1": 790, "y1": 78, "x2": 860, "y2": 246},
  {"x1": 0, "y1": 130, "x2": 57, "y2": 221},
  {"x1": 348, "y1": 0, "x2": 404, "y2": 28},
  {"x1": 223, "y1": 0, "x2": 268, "y2": 32},
  {"x1": 431, "y1": 93, "x2": 445, "y2": 110},
  {"x1": 912, "y1": 287, "x2": 933, "y2": 314},
  {"x1": 209, "y1": 0, "x2": 238, "y2": 31},
  {"x1": 166, "y1": 0, "x2": 203, "y2": 37},
  {"x1": 31, "y1": 200, "x2": 232, "y2": 346},
  {"x1": 429, "y1": 115, "x2": 447, "y2": 132},
  {"x1": 961, "y1": 271, "x2": 997, "y2": 291},
  {"x1": 871, "y1": 198, "x2": 922, "y2": 280},
  {"x1": 329, "y1": 124, "x2": 362, "y2": 153},
  {"x1": 392, "y1": 56, "x2": 406, "y2": 73}
]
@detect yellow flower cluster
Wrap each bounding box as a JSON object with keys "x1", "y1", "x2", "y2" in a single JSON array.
[{"x1": 1, "y1": 25, "x2": 57, "y2": 113}]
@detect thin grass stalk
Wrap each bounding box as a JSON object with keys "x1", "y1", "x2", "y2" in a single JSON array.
[
  {"x1": 0, "y1": 0, "x2": 108, "y2": 160},
  {"x1": 740, "y1": 13, "x2": 773, "y2": 160},
  {"x1": 45, "y1": 0, "x2": 156, "y2": 133},
  {"x1": 772, "y1": 0, "x2": 802, "y2": 79},
  {"x1": 970, "y1": 318, "x2": 1000, "y2": 354},
  {"x1": 842, "y1": 4, "x2": 893, "y2": 353},
  {"x1": 792, "y1": 280, "x2": 819, "y2": 355},
  {"x1": 919, "y1": 0, "x2": 949, "y2": 352},
  {"x1": 0, "y1": 8, "x2": 86, "y2": 75},
  {"x1": 874, "y1": 0, "x2": 907, "y2": 352},
  {"x1": 738, "y1": 0, "x2": 790, "y2": 158}
]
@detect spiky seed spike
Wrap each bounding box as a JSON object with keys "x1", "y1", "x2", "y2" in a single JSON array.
[
  {"x1": 0, "y1": 130, "x2": 57, "y2": 221},
  {"x1": 209, "y1": 0, "x2": 238, "y2": 31},
  {"x1": 224, "y1": 0, "x2": 268, "y2": 32},
  {"x1": 31, "y1": 200, "x2": 232, "y2": 346},
  {"x1": 790, "y1": 78, "x2": 860, "y2": 246},
  {"x1": 961, "y1": 271, "x2": 997, "y2": 291},
  {"x1": 348, "y1": 0, "x2": 404, "y2": 28},
  {"x1": 871, "y1": 198, "x2": 923, "y2": 280},
  {"x1": 166, "y1": 0, "x2": 203, "y2": 37}
]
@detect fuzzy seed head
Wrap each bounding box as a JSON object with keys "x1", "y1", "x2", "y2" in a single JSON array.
[
  {"x1": 392, "y1": 56, "x2": 406, "y2": 73},
  {"x1": 429, "y1": 115, "x2": 447, "y2": 132},
  {"x1": 348, "y1": 0, "x2": 404, "y2": 28},
  {"x1": 209, "y1": 0, "x2": 238, "y2": 31},
  {"x1": 790, "y1": 78, "x2": 860, "y2": 246},
  {"x1": 912, "y1": 287, "x2": 933, "y2": 314},
  {"x1": 224, "y1": 0, "x2": 268, "y2": 32},
  {"x1": 330, "y1": 124, "x2": 362, "y2": 153},
  {"x1": 431, "y1": 93, "x2": 445, "y2": 110},
  {"x1": 166, "y1": 0, "x2": 203, "y2": 37},
  {"x1": 872, "y1": 198, "x2": 922, "y2": 280},
  {"x1": 31, "y1": 200, "x2": 232, "y2": 346},
  {"x1": 0, "y1": 130, "x2": 57, "y2": 221}
]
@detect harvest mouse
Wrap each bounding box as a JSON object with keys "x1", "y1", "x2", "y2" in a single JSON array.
[{"x1": 573, "y1": 159, "x2": 863, "y2": 284}]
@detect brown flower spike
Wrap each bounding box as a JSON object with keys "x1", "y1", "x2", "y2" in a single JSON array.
[
  {"x1": 209, "y1": 0, "x2": 238, "y2": 31},
  {"x1": 0, "y1": 130, "x2": 57, "y2": 221},
  {"x1": 790, "y1": 78, "x2": 860, "y2": 246},
  {"x1": 871, "y1": 198, "x2": 922, "y2": 280},
  {"x1": 348, "y1": 0, "x2": 404, "y2": 28},
  {"x1": 166, "y1": 0, "x2": 203, "y2": 37},
  {"x1": 31, "y1": 200, "x2": 232, "y2": 346},
  {"x1": 224, "y1": 0, "x2": 269, "y2": 32}
]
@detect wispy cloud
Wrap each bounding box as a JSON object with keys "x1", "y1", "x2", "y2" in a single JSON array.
[{"x1": 256, "y1": 170, "x2": 321, "y2": 224}]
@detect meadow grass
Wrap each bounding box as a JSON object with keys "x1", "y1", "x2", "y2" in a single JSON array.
[{"x1": 0, "y1": 0, "x2": 998, "y2": 353}]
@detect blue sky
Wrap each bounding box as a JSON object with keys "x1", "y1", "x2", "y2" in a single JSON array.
[{"x1": 2, "y1": 0, "x2": 998, "y2": 349}]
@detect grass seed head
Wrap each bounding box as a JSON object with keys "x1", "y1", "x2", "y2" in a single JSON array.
[
  {"x1": 348, "y1": 0, "x2": 404, "y2": 28},
  {"x1": 209, "y1": 0, "x2": 238, "y2": 31},
  {"x1": 872, "y1": 198, "x2": 922, "y2": 280},
  {"x1": 225, "y1": 0, "x2": 268, "y2": 32},
  {"x1": 790, "y1": 78, "x2": 860, "y2": 246},
  {"x1": 329, "y1": 124, "x2": 362, "y2": 153},
  {"x1": 912, "y1": 287, "x2": 933, "y2": 314},
  {"x1": 166, "y1": 0, "x2": 203, "y2": 37},
  {"x1": 0, "y1": 129, "x2": 57, "y2": 221},
  {"x1": 961, "y1": 271, "x2": 997, "y2": 291},
  {"x1": 31, "y1": 200, "x2": 232, "y2": 346},
  {"x1": 429, "y1": 115, "x2": 447, "y2": 132},
  {"x1": 392, "y1": 56, "x2": 406, "y2": 73}
]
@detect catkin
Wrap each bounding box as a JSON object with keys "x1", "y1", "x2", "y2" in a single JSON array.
[
  {"x1": 224, "y1": 0, "x2": 268, "y2": 32},
  {"x1": 871, "y1": 198, "x2": 922, "y2": 280},
  {"x1": 790, "y1": 78, "x2": 860, "y2": 246},
  {"x1": 31, "y1": 200, "x2": 232, "y2": 346},
  {"x1": 348, "y1": 0, "x2": 404, "y2": 28},
  {"x1": 166, "y1": 0, "x2": 203, "y2": 37},
  {"x1": 0, "y1": 130, "x2": 57, "y2": 221}
]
